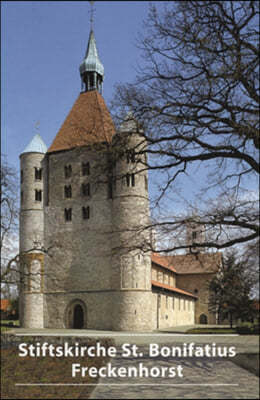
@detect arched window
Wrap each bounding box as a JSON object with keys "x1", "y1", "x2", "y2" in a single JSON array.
[
  {"x1": 73, "y1": 304, "x2": 84, "y2": 329},
  {"x1": 34, "y1": 168, "x2": 42, "y2": 180},
  {"x1": 64, "y1": 208, "x2": 72, "y2": 222}
]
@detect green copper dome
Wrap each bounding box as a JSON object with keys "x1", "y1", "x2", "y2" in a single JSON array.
[{"x1": 80, "y1": 30, "x2": 104, "y2": 78}]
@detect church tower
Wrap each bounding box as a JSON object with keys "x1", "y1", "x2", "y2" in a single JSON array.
[
  {"x1": 111, "y1": 115, "x2": 153, "y2": 330},
  {"x1": 19, "y1": 134, "x2": 47, "y2": 328},
  {"x1": 43, "y1": 28, "x2": 116, "y2": 329},
  {"x1": 186, "y1": 218, "x2": 206, "y2": 253},
  {"x1": 41, "y1": 24, "x2": 153, "y2": 330}
]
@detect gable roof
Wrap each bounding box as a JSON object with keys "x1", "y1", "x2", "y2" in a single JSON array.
[
  {"x1": 171, "y1": 252, "x2": 222, "y2": 274},
  {"x1": 151, "y1": 252, "x2": 221, "y2": 274},
  {"x1": 48, "y1": 90, "x2": 115, "y2": 153},
  {"x1": 151, "y1": 253, "x2": 177, "y2": 273}
]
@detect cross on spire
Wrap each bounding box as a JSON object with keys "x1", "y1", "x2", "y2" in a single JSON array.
[{"x1": 89, "y1": 1, "x2": 96, "y2": 29}]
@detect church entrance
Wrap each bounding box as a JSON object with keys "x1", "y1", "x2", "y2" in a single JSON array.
[
  {"x1": 65, "y1": 299, "x2": 87, "y2": 329},
  {"x1": 73, "y1": 304, "x2": 84, "y2": 329},
  {"x1": 199, "y1": 314, "x2": 208, "y2": 324}
]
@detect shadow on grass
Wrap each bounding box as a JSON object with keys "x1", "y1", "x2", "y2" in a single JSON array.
[{"x1": 1, "y1": 339, "x2": 110, "y2": 399}]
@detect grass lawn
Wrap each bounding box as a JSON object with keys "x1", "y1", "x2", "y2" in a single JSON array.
[
  {"x1": 1, "y1": 340, "x2": 111, "y2": 399},
  {"x1": 187, "y1": 328, "x2": 237, "y2": 334},
  {"x1": 0, "y1": 320, "x2": 19, "y2": 333},
  {"x1": 187, "y1": 325, "x2": 259, "y2": 334}
]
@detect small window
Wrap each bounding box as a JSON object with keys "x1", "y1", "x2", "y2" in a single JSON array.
[
  {"x1": 126, "y1": 173, "x2": 135, "y2": 187},
  {"x1": 82, "y1": 162, "x2": 90, "y2": 176},
  {"x1": 172, "y1": 297, "x2": 174, "y2": 309},
  {"x1": 126, "y1": 173, "x2": 130, "y2": 187},
  {"x1": 192, "y1": 231, "x2": 197, "y2": 240},
  {"x1": 90, "y1": 72, "x2": 94, "y2": 88},
  {"x1": 144, "y1": 176, "x2": 148, "y2": 190},
  {"x1": 82, "y1": 183, "x2": 90, "y2": 196},
  {"x1": 194, "y1": 289, "x2": 198, "y2": 295},
  {"x1": 82, "y1": 206, "x2": 90, "y2": 220},
  {"x1": 21, "y1": 170, "x2": 23, "y2": 183},
  {"x1": 64, "y1": 185, "x2": 72, "y2": 198},
  {"x1": 64, "y1": 165, "x2": 72, "y2": 178},
  {"x1": 131, "y1": 174, "x2": 135, "y2": 187},
  {"x1": 64, "y1": 208, "x2": 72, "y2": 222},
  {"x1": 127, "y1": 150, "x2": 135, "y2": 163},
  {"x1": 35, "y1": 190, "x2": 42, "y2": 202},
  {"x1": 166, "y1": 296, "x2": 168, "y2": 309},
  {"x1": 35, "y1": 168, "x2": 42, "y2": 180}
]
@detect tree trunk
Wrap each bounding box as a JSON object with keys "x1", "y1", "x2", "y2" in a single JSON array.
[{"x1": 229, "y1": 313, "x2": 233, "y2": 329}]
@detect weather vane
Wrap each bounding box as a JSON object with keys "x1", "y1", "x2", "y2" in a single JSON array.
[
  {"x1": 34, "y1": 120, "x2": 40, "y2": 133},
  {"x1": 89, "y1": 1, "x2": 96, "y2": 29}
]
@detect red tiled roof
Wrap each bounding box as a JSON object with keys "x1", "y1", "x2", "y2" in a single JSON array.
[
  {"x1": 48, "y1": 91, "x2": 115, "y2": 153},
  {"x1": 171, "y1": 253, "x2": 222, "y2": 274},
  {"x1": 151, "y1": 280, "x2": 197, "y2": 299},
  {"x1": 151, "y1": 253, "x2": 177, "y2": 273},
  {"x1": 151, "y1": 252, "x2": 221, "y2": 274},
  {"x1": 0, "y1": 299, "x2": 11, "y2": 312}
]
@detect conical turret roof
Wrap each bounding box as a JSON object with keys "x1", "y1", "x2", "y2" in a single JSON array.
[{"x1": 21, "y1": 134, "x2": 47, "y2": 154}]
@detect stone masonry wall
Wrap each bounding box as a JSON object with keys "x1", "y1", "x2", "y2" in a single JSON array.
[
  {"x1": 43, "y1": 146, "x2": 115, "y2": 329},
  {"x1": 151, "y1": 291, "x2": 195, "y2": 329},
  {"x1": 110, "y1": 130, "x2": 153, "y2": 330},
  {"x1": 20, "y1": 152, "x2": 45, "y2": 328},
  {"x1": 177, "y1": 273, "x2": 216, "y2": 324}
]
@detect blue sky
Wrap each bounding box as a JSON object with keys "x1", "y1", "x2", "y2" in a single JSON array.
[
  {"x1": 1, "y1": 1, "x2": 153, "y2": 168},
  {"x1": 2, "y1": 0, "x2": 205, "y2": 215},
  {"x1": 2, "y1": 1, "x2": 257, "y2": 216}
]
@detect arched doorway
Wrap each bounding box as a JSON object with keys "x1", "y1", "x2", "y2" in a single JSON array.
[
  {"x1": 199, "y1": 314, "x2": 208, "y2": 324},
  {"x1": 73, "y1": 304, "x2": 84, "y2": 329},
  {"x1": 65, "y1": 299, "x2": 87, "y2": 329}
]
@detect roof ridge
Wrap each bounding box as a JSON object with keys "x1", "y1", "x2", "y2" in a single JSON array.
[{"x1": 151, "y1": 280, "x2": 197, "y2": 299}]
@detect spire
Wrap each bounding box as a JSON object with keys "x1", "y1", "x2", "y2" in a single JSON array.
[
  {"x1": 79, "y1": 29, "x2": 104, "y2": 93},
  {"x1": 89, "y1": 0, "x2": 95, "y2": 30}
]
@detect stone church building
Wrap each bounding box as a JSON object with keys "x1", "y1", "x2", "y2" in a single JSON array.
[{"x1": 19, "y1": 28, "x2": 222, "y2": 331}]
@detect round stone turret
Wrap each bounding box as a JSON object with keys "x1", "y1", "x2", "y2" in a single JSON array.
[
  {"x1": 111, "y1": 114, "x2": 153, "y2": 330},
  {"x1": 19, "y1": 134, "x2": 47, "y2": 328}
]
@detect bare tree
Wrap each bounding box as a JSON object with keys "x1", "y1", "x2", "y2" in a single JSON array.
[
  {"x1": 111, "y1": 1, "x2": 259, "y2": 254},
  {"x1": 1, "y1": 157, "x2": 19, "y2": 298}
]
